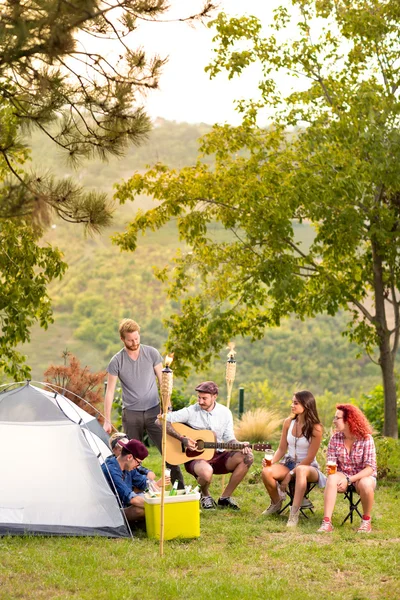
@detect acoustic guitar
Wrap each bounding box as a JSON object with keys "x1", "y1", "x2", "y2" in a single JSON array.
[{"x1": 166, "y1": 423, "x2": 271, "y2": 465}]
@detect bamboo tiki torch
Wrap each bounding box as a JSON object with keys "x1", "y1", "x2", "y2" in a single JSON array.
[
  {"x1": 226, "y1": 342, "x2": 237, "y2": 410},
  {"x1": 160, "y1": 353, "x2": 174, "y2": 557},
  {"x1": 221, "y1": 343, "x2": 237, "y2": 492}
]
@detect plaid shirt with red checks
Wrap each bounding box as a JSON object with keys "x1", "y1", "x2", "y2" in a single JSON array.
[{"x1": 327, "y1": 432, "x2": 377, "y2": 478}]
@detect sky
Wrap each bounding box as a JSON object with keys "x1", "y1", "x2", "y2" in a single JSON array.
[{"x1": 132, "y1": 1, "x2": 289, "y2": 125}]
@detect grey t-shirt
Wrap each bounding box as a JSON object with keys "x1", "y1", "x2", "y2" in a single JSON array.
[{"x1": 107, "y1": 345, "x2": 163, "y2": 411}]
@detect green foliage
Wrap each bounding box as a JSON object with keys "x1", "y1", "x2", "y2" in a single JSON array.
[
  {"x1": 170, "y1": 388, "x2": 191, "y2": 411},
  {"x1": 0, "y1": 1, "x2": 214, "y2": 229},
  {"x1": 247, "y1": 465, "x2": 262, "y2": 484},
  {"x1": 358, "y1": 384, "x2": 400, "y2": 435},
  {"x1": 113, "y1": 0, "x2": 400, "y2": 437},
  {"x1": 374, "y1": 436, "x2": 400, "y2": 480},
  {"x1": 111, "y1": 386, "x2": 123, "y2": 431},
  {"x1": 5, "y1": 121, "x2": 378, "y2": 409},
  {"x1": 0, "y1": 220, "x2": 66, "y2": 378},
  {"x1": 0, "y1": 1, "x2": 214, "y2": 379},
  {"x1": 360, "y1": 385, "x2": 386, "y2": 433}
]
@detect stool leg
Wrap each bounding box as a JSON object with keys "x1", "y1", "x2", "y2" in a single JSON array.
[{"x1": 341, "y1": 486, "x2": 360, "y2": 526}]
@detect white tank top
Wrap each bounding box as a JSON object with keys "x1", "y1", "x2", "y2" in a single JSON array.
[{"x1": 287, "y1": 419, "x2": 310, "y2": 461}]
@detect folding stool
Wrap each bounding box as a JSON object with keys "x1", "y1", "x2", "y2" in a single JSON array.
[
  {"x1": 341, "y1": 483, "x2": 362, "y2": 525},
  {"x1": 278, "y1": 479, "x2": 317, "y2": 519}
]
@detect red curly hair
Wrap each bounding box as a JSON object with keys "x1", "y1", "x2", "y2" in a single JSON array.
[{"x1": 336, "y1": 404, "x2": 372, "y2": 439}]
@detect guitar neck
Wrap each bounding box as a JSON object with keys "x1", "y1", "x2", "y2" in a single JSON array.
[{"x1": 203, "y1": 442, "x2": 249, "y2": 451}]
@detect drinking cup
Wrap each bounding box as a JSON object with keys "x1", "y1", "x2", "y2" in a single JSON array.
[
  {"x1": 164, "y1": 468, "x2": 171, "y2": 487},
  {"x1": 264, "y1": 450, "x2": 274, "y2": 467},
  {"x1": 327, "y1": 460, "x2": 337, "y2": 475}
]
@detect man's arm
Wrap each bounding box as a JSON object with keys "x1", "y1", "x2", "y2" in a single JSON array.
[
  {"x1": 167, "y1": 421, "x2": 197, "y2": 450},
  {"x1": 224, "y1": 408, "x2": 252, "y2": 457},
  {"x1": 102, "y1": 461, "x2": 136, "y2": 506},
  {"x1": 155, "y1": 417, "x2": 197, "y2": 450},
  {"x1": 103, "y1": 373, "x2": 118, "y2": 433},
  {"x1": 154, "y1": 362, "x2": 163, "y2": 387}
]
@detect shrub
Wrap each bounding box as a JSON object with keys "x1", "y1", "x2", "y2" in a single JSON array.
[
  {"x1": 374, "y1": 436, "x2": 400, "y2": 480},
  {"x1": 234, "y1": 408, "x2": 281, "y2": 443},
  {"x1": 358, "y1": 384, "x2": 400, "y2": 435},
  {"x1": 170, "y1": 388, "x2": 191, "y2": 411},
  {"x1": 44, "y1": 351, "x2": 106, "y2": 423}
]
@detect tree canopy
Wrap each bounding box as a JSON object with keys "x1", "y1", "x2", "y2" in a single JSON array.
[
  {"x1": 0, "y1": 0, "x2": 215, "y2": 378},
  {"x1": 114, "y1": 0, "x2": 400, "y2": 437}
]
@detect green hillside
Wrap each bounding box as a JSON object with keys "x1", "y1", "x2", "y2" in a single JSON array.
[{"x1": 16, "y1": 120, "x2": 382, "y2": 415}]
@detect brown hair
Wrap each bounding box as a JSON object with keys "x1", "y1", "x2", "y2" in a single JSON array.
[
  {"x1": 293, "y1": 390, "x2": 322, "y2": 441},
  {"x1": 119, "y1": 319, "x2": 140, "y2": 339}
]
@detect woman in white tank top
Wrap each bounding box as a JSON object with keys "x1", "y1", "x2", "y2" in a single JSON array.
[{"x1": 261, "y1": 390, "x2": 326, "y2": 527}]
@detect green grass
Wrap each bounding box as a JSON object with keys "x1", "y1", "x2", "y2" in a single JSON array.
[{"x1": 0, "y1": 449, "x2": 399, "y2": 600}]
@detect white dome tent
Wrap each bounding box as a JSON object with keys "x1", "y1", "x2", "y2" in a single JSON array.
[
  {"x1": 0, "y1": 382, "x2": 130, "y2": 538},
  {"x1": 33, "y1": 383, "x2": 112, "y2": 463}
]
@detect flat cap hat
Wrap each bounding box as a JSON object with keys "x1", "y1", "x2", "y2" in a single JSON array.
[{"x1": 195, "y1": 381, "x2": 219, "y2": 395}]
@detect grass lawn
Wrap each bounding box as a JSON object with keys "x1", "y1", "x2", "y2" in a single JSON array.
[{"x1": 0, "y1": 449, "x2": 399, "y2": 600}]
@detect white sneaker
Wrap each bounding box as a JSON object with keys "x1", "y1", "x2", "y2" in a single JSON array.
[
  {"x1": 277, "y1": 483, "x2": 286, "y2": 501},
  {"x1": 301, "y1": 497, "x2": 314, "y2": 509},
  {"x1": 287, "y1": 506, "x2": 300, "y2": 527},
  {"x1": 261, "y1": 499, "x2": 283, "y2": 515}
]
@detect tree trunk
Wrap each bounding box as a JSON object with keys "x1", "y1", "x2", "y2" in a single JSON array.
[
  {"x1": 372, "y1": 240, "x2": 399, "y2": 438},
  {"x1": 379, "y1": 338, "x2": 399, "y2": 438}
]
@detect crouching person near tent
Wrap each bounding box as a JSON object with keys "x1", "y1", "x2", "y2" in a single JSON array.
[
  {"x1": 108, "y1": 432, "x2": 159, "y2": 493},
  {"x1": 102, "y1": 439, "x2": 167, "y2": 527},
  {"x1": 109, "y1": 432, "x2": 130, "y2": 457}
]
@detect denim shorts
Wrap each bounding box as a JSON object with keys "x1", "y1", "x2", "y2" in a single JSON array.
[
  {"x1": 280, "y1": 455, "x2": 327, "y2": 487},
  {"x1": 282, "y1": 457, "x2": 297, "y2": 471}
]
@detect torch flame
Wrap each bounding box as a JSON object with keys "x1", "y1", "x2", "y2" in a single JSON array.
[
  {"x1": 226, "y1": 342, "x2": 236, "y2": 360},
  {"x1": 164, "y1": 353, "x2": 174, "y2": 367}
]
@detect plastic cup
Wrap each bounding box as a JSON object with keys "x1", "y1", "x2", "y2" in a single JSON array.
[
  {"x1": 264, "y1": 449, "x2": 274, "y2": 467},
  {"x1": 327, "y1": 460, "x2": 337, "y2": 475},
  {"x1": 164, "y1": 468, "x2": 171, "y2": 487}
]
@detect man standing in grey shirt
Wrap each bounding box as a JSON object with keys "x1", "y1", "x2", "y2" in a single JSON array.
[{"x1": 103, "y1": 318, "x2": 184, "y2": 488}]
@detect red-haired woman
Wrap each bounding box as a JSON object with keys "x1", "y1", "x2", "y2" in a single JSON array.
[{"x1": 318, "y1": 404, "x2": 377, "y2": 533}]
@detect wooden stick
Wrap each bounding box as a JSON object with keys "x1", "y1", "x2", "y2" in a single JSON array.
[
  {"x1": 160, "y1": 410, "x2": 167, "y2": 557},
  {"x1": 160, "y1": 358, "x2": 173, "y2": 557},
  {"x1": 221, "y1": 347, "x2": 236, "y2": 493}
]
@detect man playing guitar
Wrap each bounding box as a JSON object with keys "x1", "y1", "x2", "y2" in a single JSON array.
[{"x1": 163, "y1": 381, "x2": 253, "y2": 510}]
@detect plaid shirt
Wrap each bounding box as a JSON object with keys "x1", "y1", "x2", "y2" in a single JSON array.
[{"x1": 327, "y1": 432, "x2": 377, "y2": 478}]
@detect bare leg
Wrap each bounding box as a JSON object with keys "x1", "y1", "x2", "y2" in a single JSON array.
[
  {"x1": 292, "y1": 465, "x2": 318, "y2": 508},
  {"x1": 124, "y1": 505, "x2": 145, "y2": 523},
  {"x1": 261, "y1": 463, "x2": 290, "y2": 503},
  {"x1": 355, "y1": 477, "x2": 375, "y2": 517},
  {"x1": 323, "y1": 473, "x2": 347, "y2": 520},
  {"x1": 193, "y1": 460, "x2": 214, "y2": 496},
  {"x1": 222, "y1": 452, "x2": 254, "y2": 497}
]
